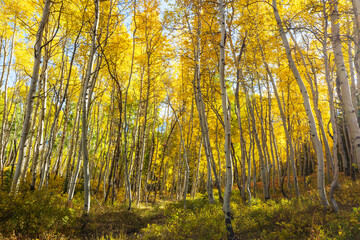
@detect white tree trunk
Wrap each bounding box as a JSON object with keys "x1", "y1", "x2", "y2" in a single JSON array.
[
  {"x1": 322, "y1": 3, "x2": 340, "y2": 211},
  {"x1": 219, "y1": 1, "x2": 236, "y2": 239},
  {"x1": 11, "y1": 0, "x2": 51, "y2": 194},
  {"x1": 330, "y1": 0, "x2": 360, "y2": 168},
  {"x1": 81, "y1": 0, "x2": 100, "y2": 214},
  {"x1": 352, "y1": 0, "x2": 360, "y2": 93},
  {"x1": 67, "y1": 141, "x2": 82, "y2": 202},
  {"x1": 262, "y1": 51, "x2": 300, "y2": 197},
  {"x1": 272, "y1": 0, "x2": 329, "y2": 207},
  {"x1": 185, "y1": 2, "x2": 218, "y2": 203}
]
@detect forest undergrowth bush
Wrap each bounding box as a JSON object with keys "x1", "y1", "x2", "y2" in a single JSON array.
[
  {"x1": 0, "y1": 190, "x2": 75, "y2": 239},
  {"x1": 139, "y1": 178, "x2": 360, "y2": 240},
  {"x1": 0, "y1": 176, "x2": 359, "y2": 239}
]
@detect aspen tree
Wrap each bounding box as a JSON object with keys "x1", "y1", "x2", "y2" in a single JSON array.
[
  {"x1": 219, "y1": 0, "x2": 236, "y2": 239},
  {"x1": 122, "y1": 0, "x2": 137, "y2": 210},
  {"x1": 11, "y1": 0, "x2": 51, "y2": 194},
  {"x1": 0, "y1": 23, "x2": 15, "y2": 182},
  {"x1": 352, "y1": 0, "x2": 360, "y2": 93},
  {"x1": 181, "y1": 0, "x2": 221, "y2": 203},
  {"x1": 81, "y1": 0, "x2": 100, "y2": 214},
  {"x1": 330, "y1": 0, "x2": 360, "y2": 168},
  {"x1": 272, "y1": 0, "x2": 329, "y2": 207},
  {"x1": 324, "y1": 0, "x2": 339, "y2": 212}
]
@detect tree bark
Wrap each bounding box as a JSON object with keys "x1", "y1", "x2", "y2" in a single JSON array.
[
  {"x1": 330, "y1": 0, "x2": 360, "y2": 168},
  {"x1": 81, "y1": 0, "x2": 100, "y2": 214},
  {"x1": 11, "y1": 0, "x2": 51, "y2": 194},
  {"x1": 219, "y1": 1, "x2": 236, "y2": 239},
  {"x1": 352, "y1": 0, "x2": 360, "y2": 94},
  {"x1": 272, "y1": 0, "x2": 329, "y2": 207},
  {"x1": 323, "y1": 1, "x2": 339, "y2": 212}
]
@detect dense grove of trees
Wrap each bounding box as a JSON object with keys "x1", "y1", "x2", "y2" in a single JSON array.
[{"x1": 1, "y1": 0, "x2": 360, "y2": 238}]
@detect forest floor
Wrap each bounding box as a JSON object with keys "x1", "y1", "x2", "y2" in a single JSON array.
[{"x1": 0, "y1": 173, "x2": 360, "y2": 239}]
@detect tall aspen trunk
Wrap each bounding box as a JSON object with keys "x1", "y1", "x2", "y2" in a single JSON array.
[
  {"x1": 67, "y1": 141, "x2": 82, "y2": 203},
  {"x1": 39, "y1": 48, "x2": 65, "y2": 188},
  {"x1": 0, "y1": 24, "x2": 15, "y2": 180},
  {"x1": 254, "y1": 80, "x2": 272, "y2": 197},
  {"x1": 352, "y1": 0, "x2": 360, "y2": 94},
  {"x1": 145, "y1": 105, "x2": 157, "y2": 202},
  {"x1": 11, "y1": 0, "x2": 51, "y2": 194},
  {"x1": 219, "y1": 1, "x2": 236, "y2": 239},
  {"x1": 62, "y1": 21, "x2": 83, "y2": 190},
  {"x1": 187, "y1": 2, "x2": 221, "y2": 203},
  {"x1": 192, "y1": 140, "x2": 202, "y2": 198},
  {"x1": 63, "y1": 97, "x2": 81, "y2": 193},
  {"x1": 231, "y1": 143, "x2": 242, "y2": 192},
  {"x1": 193, "y1": 59, "x2": 216, "y2": 204},
  {"x1": 348, "y1": 25, "x2": 358, "y2": 110},
  {"x1": 228, "y1": 25, "x2": 247, "y2": 200},
  {"x1": 289, "y1": 32, "x2": 335, "y2": 179},
  {"x1": 246, "y1": 133, "x2": 252, "y2": 204},
  {"x1": 246, "y1": 106, "x2": 257, "y2": 198},
  {"x1": 166, "y1": 98, "x2": 189, "y2": 208},
  {"x1": 21, "y1": 96, "x2": 40, "y2": 183},
  {"x1": 54, "y1": 103, "x2": 69, "y2": 178},
  {"x1": 248, "y1": 92, "x2": 269, "y2": 200},
  {"x1": 136, "y1": 94, "x2": 150, "y2": 206},
  {"x1": 215, "y1": 120, "x2": 222, "y2": 189},
  {"x1": 267, "y1": 80, "x2": 276, "y2": 193},
  {"x1": 308, "y1": 59, "x2": 335, "y2": 179},
  {"x1": 322, "y1": 1, "x2": 340, "y2": 212},
  {"x1": 40, "y1": 34, "x2": 73, "y2": 185},
  {"x1": 270, "y1": 122, "x2": 281, "y2": 189},
  {"x1": 154, "y1": 118, "x2": 175, "y2": 202},
  {"x1": 31, "y1": 33, "x2": 49, "y2": 191},
  {"x1": 81, "y1": 0, "x2": 100, "y2": 214},
  {"x1": 30, "y1": 74, "x2": 47, "y2": 191},
  {"x1": 272, "y1": 0, "x2": 329, "y2": 207},
  {"x1": 330, "y1": 0, "x2": 360, "y2": 168},
  {"x1": 122, "y1": 0, "x2": 137, "y2": 210}
]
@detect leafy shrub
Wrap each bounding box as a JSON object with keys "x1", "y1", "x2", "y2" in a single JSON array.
[
  {"x1": 0, "y1": 190, "x2": 75, "y2": 239},
  {"x1": 140, "y1": 199, "x2": 226, "y2": 240}
]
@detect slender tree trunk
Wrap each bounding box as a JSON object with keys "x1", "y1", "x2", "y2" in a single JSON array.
[
  {"x1": 192, "y1": 140, "x2": 202, "y2": 198},
  {"x1": 330, "y1": 0, "x2": 360, "y2": 168},
  {"x1": 322, "y1": 1, "x2": 340, "y2": 212},
  {"x1": 21, "y1": 98, "x2": 39, "y2": 183},
  {"x1": 154, "y1": 118, "x2": 176, "y2": 202},
  {"x1": 0, "y1": 24, "x2": 15, "y2": 181},
  {"x1": 68, "y1": 141, "x2": 82, "y2": 203},
  {"x1": 290, "y1": 32, "x2": 335, "y2": 179},
  {"x1": 54, "y1": 102, "x2": 69, "y2": 179},
  {"x1": 272, "y1": 0, "x2": 329, "y2": 207},
  {"x1": 229, "y1": 33, "x2": 247, "y2": 200},
  {"x1": 81, "y1": 0, "x2": 100, "y2": 214},
  {"x1": 61, "y1": 18, "x2": 84, "y2": 188},
  {"x1": 188, "y1": 4, "x2": 220, "y2": 203},
  {"x1": 30, "y1": 75, "x2": 47, "y2": 191},
  {"x1": 41, "y1": 35, "x2": 73, "y2": 184},
  {"x1": 219, "y1": 1, "x2": 236, "y2": 239},
  {"x1": 136, "y1": 103, "x2": 149, "y2": 206},
  {"x1": 352, "y1": 0, "x2": 360, "y2": 94},
  {"x1": 267, "y1": 80, "x2": 276, "y2": 193},
  {"x1": 254, "y1": 80, "x2": 272, "y2": 197},
  {"x1": 11, "y1": 0, "x2": 51, "y2": 194},
  {"x1": 249, "y1": 92, "x2": 269, "y2": 199},
  {"x1": 166, "y1": 98, "x2": 189, "y2": 208},
  {"x1": 261, "y1": 29, "x2": 298, "y2": 199},
  {"x1": 122, "y1": 0, "x2": 137, "y2": 210}
]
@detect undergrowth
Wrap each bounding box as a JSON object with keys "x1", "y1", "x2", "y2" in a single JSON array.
[{"x1": 0, "y1": 176, "x2": 359, "y2": 239}]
